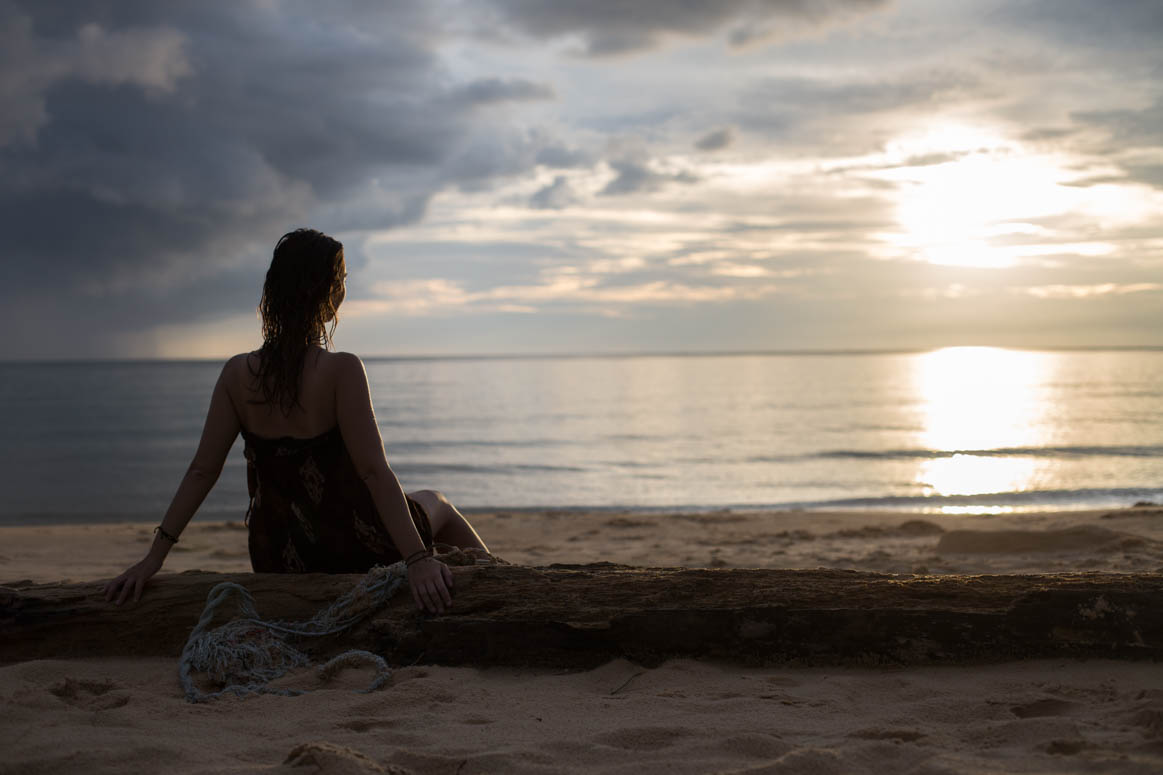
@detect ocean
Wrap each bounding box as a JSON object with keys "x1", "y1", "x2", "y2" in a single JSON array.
[{"x1": 2, "y1": 347, "x2": 1163, "y2": 525}]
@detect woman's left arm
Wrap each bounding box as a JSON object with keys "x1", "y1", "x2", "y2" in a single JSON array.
[{"x1": 104, "y1": 358, "x2": 242, "y2": 604}]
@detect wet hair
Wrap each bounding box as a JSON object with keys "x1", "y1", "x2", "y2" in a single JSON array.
[{"x1": 250, "y1": 228, "x2": 345, "y2": 415}]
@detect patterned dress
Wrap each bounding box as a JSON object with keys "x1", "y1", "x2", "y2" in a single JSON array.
[{"x1": 241, "y1": 426, "x2": 433, "y2": 573}]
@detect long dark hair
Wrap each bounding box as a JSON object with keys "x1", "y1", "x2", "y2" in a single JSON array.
[{"x1": 250, "y1": 228, "x2": 345, "y2": 415}]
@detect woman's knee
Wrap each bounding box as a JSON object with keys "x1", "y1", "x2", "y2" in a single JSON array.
[
  {"x1": 408, "y1": 488, "x2": 484, "y2": 548},
  {"x1": 412, "y1": 489, "x2": 449, "y2": 509},
  {"x1": 410, "y1": 489, "x2": 451, "y2": 530}
]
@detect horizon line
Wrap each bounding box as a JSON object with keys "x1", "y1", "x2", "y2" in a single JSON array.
[{"x1": 5, "y1": 344, "x2": 1163, "y2": 365}]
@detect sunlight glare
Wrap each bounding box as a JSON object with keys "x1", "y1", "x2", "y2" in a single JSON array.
[
  {"x1": 912, "y1": 347, "x2": 1055, "y2": 500},
  {"x1": 883, "y1": 125, "x2": 1076, "y2": 269}
]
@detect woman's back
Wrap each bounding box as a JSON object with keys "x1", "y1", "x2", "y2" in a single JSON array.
[
  {"x1": 231, "y1": 347, "x2": 436, "y2": 572},
  {"x1": 228, "y1": 347, "x2": 341, "y2": 439}
]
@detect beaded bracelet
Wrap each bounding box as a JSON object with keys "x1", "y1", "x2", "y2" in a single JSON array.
[
  {"x1": 404, "y1": 548, "x2": 433, "y2": 567},
  {"x1": 154, "y1": 525, "x2": 180, "y2": 544}
]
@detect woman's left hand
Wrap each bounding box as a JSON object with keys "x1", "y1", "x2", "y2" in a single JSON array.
[
  {"x1": 407, "y1": 556, "x2": 453, "y2": 614},
  {"x1": 103, "y1": 554, "x2": 164, "y2": 606}
]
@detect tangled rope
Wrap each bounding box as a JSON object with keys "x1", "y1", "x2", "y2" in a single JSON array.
[{"x1": 178, "y1": 562, "x2": 408, "y2": 703}]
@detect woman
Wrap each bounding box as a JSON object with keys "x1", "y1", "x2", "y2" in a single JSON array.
[{"x1": 103, "y1": 228, "x2": 486, "y2": 614}]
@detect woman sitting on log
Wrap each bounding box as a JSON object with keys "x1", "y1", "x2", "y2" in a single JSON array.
[{"x1": 104, "y1": 228, "x2": 486, "y2": 613}]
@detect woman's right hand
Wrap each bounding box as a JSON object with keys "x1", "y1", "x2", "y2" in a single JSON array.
[
  {"x1": 407, "y1": 557, "x2": 453, "y2": 614},
  {"x1": 103, "y1": 554, "x2": 164, "y2": 605}
]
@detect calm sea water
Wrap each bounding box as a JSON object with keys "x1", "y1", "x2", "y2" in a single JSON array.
[{"x1": 2, "y1": 348, "x2": 1163, "y2": 526}]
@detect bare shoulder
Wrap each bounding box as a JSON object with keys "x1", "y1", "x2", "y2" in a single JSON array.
[
  {"x1": 328, "y1": 350, "x2": 365, "y2": 378},
  {"x1": 222, "y1": 351, "x2": 256, "y2": 378},
  {"x1": 219, "y1": 351, "x2": 258, "y2": 393},
  {"x1": 328, "y1": 352, "x2": 372, "y2": 412}
]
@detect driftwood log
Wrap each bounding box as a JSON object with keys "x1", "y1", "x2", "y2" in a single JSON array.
[{"x1": 2, "y1": 560, "x2": 1161, "y2": 668}]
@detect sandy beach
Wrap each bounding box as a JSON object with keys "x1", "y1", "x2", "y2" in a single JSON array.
[{"x1": 3, "y1": 506, "x2": 1163, "y2": 774}]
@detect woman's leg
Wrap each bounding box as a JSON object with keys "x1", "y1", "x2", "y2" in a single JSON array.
[{"x1": 408, "y1": 489, "x2": 488, "y2": 552}]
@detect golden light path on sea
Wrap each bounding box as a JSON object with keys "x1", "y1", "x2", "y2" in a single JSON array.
[{"x1": 911, "y1": 347, "x2": 1056, "y2": 511}]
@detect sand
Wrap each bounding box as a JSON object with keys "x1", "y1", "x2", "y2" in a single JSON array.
[{"x1": 3, "y1": 506, "x2": 1163, "y2": 774}]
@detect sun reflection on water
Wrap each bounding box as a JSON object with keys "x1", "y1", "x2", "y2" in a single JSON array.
[{"x1": 912, "y1": 347, "x2": 1055, "y2": 507}]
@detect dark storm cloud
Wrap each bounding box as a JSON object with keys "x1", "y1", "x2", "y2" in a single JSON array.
[
  {"x1": 478, "y1": 0, "x2": 890, "y2": 56},
  {"x1": 694, "y1": 128, "x2": 734, "y2": 151},
  {"x1": 447, "y1": 77, "x2": 555, "y2": 105},
  {"x1": 0, "y1": 0, "x2": 563, "y2": 357}
]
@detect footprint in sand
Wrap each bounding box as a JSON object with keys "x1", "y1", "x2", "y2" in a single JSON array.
[
  {"x1": 1010, "y1": 698, "x2": 1080, "y2": 718},
  {"x1": 1042, "y1": 739, "x2": 1095, "y2": 756},
  {"x1": 49, "y1": 677, "x2": 129, "y2": 710},
  {"x1": 1123, "y1": 702, "x2": 1163, "y2": 738},
  {"x1": 335, "y1": 718, "x2": 404, "y2": 733},
  {"x1": 591, "y1": 726, "x2": 690, "y2": 751},
  {"x1": 849, "y1": 728, "x2": 926, "y2": 743},
  {"x1": 278, "y1": 741, "x2": 409, "y2": 774},
  {"x1": 701, "y1": 732, "x2": 793, "y2": 759},
  {"x1": 605, "y1": 517, "x2": 654, "y2": 529}
]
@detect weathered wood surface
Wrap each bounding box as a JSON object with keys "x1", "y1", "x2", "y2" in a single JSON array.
[{"x1": 3, "y1": 562, "x2": 1161, "y2": 667}]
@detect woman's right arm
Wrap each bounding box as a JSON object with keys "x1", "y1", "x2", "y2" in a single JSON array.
[
  {"x1": 334, "y1": 352, "x2": 452, "y2": 614},
  {"x1": 104, "y1": 356, "x2": 241, "y2": 605}
]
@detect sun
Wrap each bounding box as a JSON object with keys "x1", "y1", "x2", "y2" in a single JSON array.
[{"x1": 880, "y1": 124, "x2": 1075, "y2": 269}]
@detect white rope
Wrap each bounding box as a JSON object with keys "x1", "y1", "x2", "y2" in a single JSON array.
[{"x1": 178, "y1": 563, "x2": 407, "y2": 702}]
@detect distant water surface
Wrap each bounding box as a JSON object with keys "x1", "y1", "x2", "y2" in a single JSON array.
[{"x1": 3, "y1": 348, "x2": 1163, "y2": 525}]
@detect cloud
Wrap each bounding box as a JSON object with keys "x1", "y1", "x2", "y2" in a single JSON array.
[
  {"x1": 1072, "y1": 100, "x2": 1163, "y2": 152},
  {"x1": 3, "y1": 0, "x2": 1163, "y2": 358},
  {"x1": 1063, "y1": 101, "x2": 1163, "y2": 189},
  {"x1": 0, "y1": 4, "x2": 191, "y2": 146},
  {"x1": 1030, "y1": 97, "x2": 1163, "y2": 191},
  {"x1": 711, "y1": 263, "x2": 770, "y2": 278},
  {"x1": 741, "y1": 71, "x2": 977, "y2": 122},
  {"x1": 534, "y1": 143, "x2": 593, "y2": 168},
  {"x1": 599, "y1": 160, "x2": 700, "y2": 196},
  {"x1": 727, "y1": 71, "x2": 984, "y2": 157},
  {"x1": 477, "y1": 0, "x2": 891, "y2": 56},
  {"x1": 446, "y1": 77, "x2": 555, "y2": 106},
  {"x1": 0, "y1": 1, "x2": 571, "y2": 357},
  {"x1": 695, "y1": 127, "x2": 734, "y2": 151},
  {"x1": 352, "y1": 272, "x2": 782, "y2": 316},
  {"x1": 529, "y1": 175, "x2": 577, "y2": 209},
  {"x1": 1022, "y1": 283, "x2": 1163, "y2": 300},
  {"x1": 440, "y1": 130, "x2": 564, "y2": 193},
  {"x1": 997, "y1": 0, "x2": 1163, "y2": 54},
  {"x1": 1063, "y1": 163, "x2": 1163, "y2": 191}
]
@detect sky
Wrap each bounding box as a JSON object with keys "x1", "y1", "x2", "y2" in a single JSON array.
[{"x1": 1, "y1": 0, "x2": 1162, "y2": 359}]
